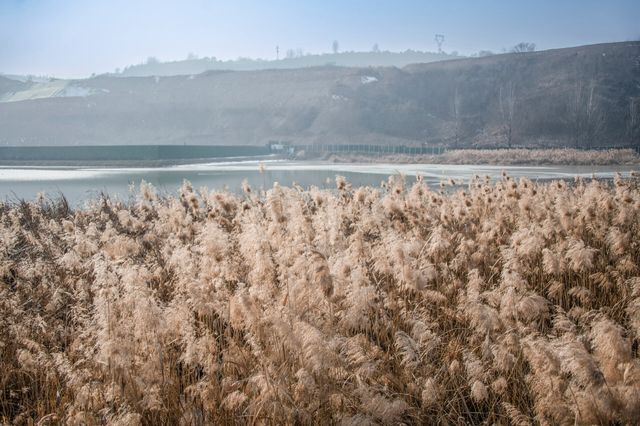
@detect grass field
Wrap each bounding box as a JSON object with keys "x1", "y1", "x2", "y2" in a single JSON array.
[
  {"x1": 322, "y1": 148, "x2": 640, "y2": 166},
  {"x1": 1, "y1": 173, "x2": 639, "y2": 424}
]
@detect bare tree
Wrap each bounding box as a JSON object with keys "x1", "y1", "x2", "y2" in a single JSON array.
[
  {"x1": 628, "y1": 97, "x2": 640, "y2": 148},
  {"x1": 499, "y1": 81, "x2": 517, "y2": 148},
  {"x1": 372, "y1": 43, "x2": 380, "y2": 53},
  {"x1": 452, "y1": 87, "x2": 462, "y2": 148},
  {"x1": 569, "y1": 80, "x2": 605, "y2": 149},
  {"x1": 332, "y1": 40, "x2": 339, "y2": 54},
  {"x1": 511, "y1": 42, "x2": 536, "y2": 53}
]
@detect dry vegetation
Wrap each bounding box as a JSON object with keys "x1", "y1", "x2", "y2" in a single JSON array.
[
  {"x1": 1, "y1": 173, "x2": 640, "y2": 425},
  {"x1": 323, "y1": 148, "x2": 640, "y2": 165}
]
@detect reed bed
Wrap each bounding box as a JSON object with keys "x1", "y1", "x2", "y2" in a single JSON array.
[
  {"x1": 1, "y1": 173, "x2": 639, "y2": 425},
  {"x1": 324, "y1": 148, "x2": 640, "y2": 165}
]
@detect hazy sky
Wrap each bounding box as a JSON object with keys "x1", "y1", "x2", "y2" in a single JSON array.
[{"x1": 1, "y1": 0, "x2": 639, "y2": 78}]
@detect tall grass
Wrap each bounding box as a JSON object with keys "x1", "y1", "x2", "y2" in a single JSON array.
[
  {"x1": 1, "y1": 174, "x2": 639, "y2": 424},
  {"x1": 324, "y1": 148, "x2": 640, "y2": 165}
]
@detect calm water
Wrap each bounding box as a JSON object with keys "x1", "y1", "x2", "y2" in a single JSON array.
[{"x1": 0, "y1": 160, "x2": 636, "y2": 205}]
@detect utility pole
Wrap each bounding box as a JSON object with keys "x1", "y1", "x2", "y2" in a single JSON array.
[{"x1": 435, "y1": 34, "x2": 445, "y2": 54}]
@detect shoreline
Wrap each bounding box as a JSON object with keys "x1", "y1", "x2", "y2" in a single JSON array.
[
  {"x1": 305, "y1": 148, "x2": 640, "y2": 166},
  {"x1": 0, "y1": 154, "x2": 282, "y2": 168},
  {"x1": 1, "y1": 148, "x2": 639, "y2": 168}
]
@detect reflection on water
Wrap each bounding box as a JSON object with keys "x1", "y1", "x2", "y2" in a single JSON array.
[{"x1": 0, "y1": 160, "x2": 636, "y2": 205}]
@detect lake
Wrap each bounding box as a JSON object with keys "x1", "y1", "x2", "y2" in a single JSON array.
[{"x1": 0, "y1": 160, "x2": 636, "y2": 205}]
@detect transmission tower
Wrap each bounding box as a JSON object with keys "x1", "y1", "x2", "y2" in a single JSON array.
[
  {"x1": 276, "y1": 45, "x2": 280, "y2": 60},
  {"x1": 435, "y1": 34, "x2": 445, "y2": 53}
]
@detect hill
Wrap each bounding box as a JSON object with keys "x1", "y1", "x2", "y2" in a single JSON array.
[
  {"x1": 0, "y1": 42, "x2": 638, "y2": 149},
  {"x1": 117, "y1": 50, "x2": 461, "y2": 77},
  {"x1": 0, "y1": 76, "x2": 32, "y2": 97}
]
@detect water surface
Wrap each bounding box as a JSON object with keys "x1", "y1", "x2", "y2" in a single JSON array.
[{"x1": 0, "y1": 160, "x2": 635, "y2": 205}]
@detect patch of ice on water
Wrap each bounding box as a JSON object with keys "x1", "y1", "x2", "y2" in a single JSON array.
[{"x1": 0, "y1": 168, "x2": 108, "y2": 181}]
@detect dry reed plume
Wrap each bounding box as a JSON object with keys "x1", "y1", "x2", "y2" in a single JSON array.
[{"x1": 1, "y1": 173, "x2": 640, "y2": 425}]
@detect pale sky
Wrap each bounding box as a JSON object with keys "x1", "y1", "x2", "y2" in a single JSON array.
[{"x1": 1, "y1": 0, "x2": 638, "y2": 78}]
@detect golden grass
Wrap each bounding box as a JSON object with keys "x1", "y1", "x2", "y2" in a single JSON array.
[
  {"x1": 324, "y1": 148, "x2": 640, "y2": 165},
  {"x1": 1, "y1": 174, "x2": 639, "y2": 425}
]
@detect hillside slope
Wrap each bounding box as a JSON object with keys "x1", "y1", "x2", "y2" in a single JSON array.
[
  {"x1": 118, "y1": 50, "x2": 461, "y2": 76},
  {"x1": 0, "y1": 42, "x2": 639, "y2": 148},
  {"x1": 0, "y1": 76, "x2": 33, "y2": 97}
]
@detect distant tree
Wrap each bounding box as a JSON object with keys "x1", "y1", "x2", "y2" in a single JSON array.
[
  {"x1": 372, "y1": 43, "x2": 380, "y2": 53},
  {"x1": 477, "y1": 50, "x2": 494, "y2": 57},
  {"x1": 187, "y1": 52, "x2": 198, "y2": 60},
  {"x1": 332, "y1": 40, "x2": 340, "y2": 54},
  {"x1": 452, "y1": 87, "x2": 462, "y2": 148},
  {"x1": 145, "y1": 56, "x2": 160, "y2": 65},
  {"x1": 627, "y1": 97, "x2": 640, "y2": 147},
  {"x1": 286, "y1": 49, "x2": 296, "y2": 59},
  {"x1": 569, "y1": 80, "x2": 605, "y2": 149},
  {"x1": 511, "y1": 42, "x2": 536, "y2": 53},
  {"x1": 499, "y1": 81, "x2": 517, "y2": 148}
]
